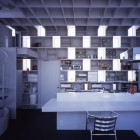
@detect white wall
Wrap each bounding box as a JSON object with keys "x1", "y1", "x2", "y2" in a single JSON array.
[{"x1": 39, "y1": 60, "x2": 60, "y2": 107}]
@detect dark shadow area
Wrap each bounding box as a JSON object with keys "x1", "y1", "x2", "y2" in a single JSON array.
[{"x1": 0, "y1": 109, "x2": 140, "y2": 140}]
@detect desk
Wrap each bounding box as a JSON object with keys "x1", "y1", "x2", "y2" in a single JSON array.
[{"x1": 42, "y1": 93, "x2": 140, "y2": 136}]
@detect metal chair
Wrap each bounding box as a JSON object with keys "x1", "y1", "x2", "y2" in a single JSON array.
[{"x1": 87, "y1": 111, "x2": 118, "y2": 140}]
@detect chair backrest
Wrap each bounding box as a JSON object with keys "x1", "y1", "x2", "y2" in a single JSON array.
[{"x1": 87, "y1": 111, "x2": 118, "y2": 132}]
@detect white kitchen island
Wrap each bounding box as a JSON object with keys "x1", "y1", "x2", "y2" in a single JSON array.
[{"x1": 42, "y1": 92, "x2": 140, "y2": 136}]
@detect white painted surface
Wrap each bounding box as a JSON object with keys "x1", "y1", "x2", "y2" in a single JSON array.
[
  {"x1": 42, "y1": 92, "x2": 140, "y2": 136},
  {"x1": 57, "y1": 92, "x2": 140, "y2": 102},
  {"x1": 42, "y1": 92, "x2": 140, "y2": 112},
  {"x1": 42, "y1": 98, "x2": 140, "y2": 112}
]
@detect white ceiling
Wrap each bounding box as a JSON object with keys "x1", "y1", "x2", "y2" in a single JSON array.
[{"x1": 0, "y1": 0, "x2": 140, "y2": 34}]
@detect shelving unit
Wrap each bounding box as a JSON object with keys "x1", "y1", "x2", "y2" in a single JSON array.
[
  {"x1": 22, "y1": 70, "x2": 38, "y2": 108},
  {"x1": 17, "y1": 48, "x2": 39, "y2": 109},
  {"x1": 26, "y1": 35, "x2": 140, "y2": 93}
]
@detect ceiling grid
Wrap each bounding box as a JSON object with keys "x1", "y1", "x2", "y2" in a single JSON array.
[{"x1": 0, "y1": 0, "x2": 139, "y2": 33}]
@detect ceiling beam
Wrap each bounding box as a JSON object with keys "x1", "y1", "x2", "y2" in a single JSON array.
[
  {"x1": 86, "y1": 0, "x2": 92, "y2": 34},
  {"x1": 72, "y1": 0, "x2": 76, "y2": 26},
  {"x1": 59, "y1": 0, "x2": 67, "y2": 26},
  {"x1": 40, "y1": 0, "x2": 57, "y2": 30},
  {"x1": 22, "y1": 0, "x2": 43, "y2": 28},
  {"x1": 13, "y1": 18, "x2": 28, "y2": 32}
]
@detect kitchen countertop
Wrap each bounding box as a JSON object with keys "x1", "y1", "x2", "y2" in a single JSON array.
[{"x1": 42, "y1": 92, "x2": 140, "y2": 112}]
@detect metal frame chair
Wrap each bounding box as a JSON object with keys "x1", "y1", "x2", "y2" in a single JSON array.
[{"x1": 87, "y1": 111, "x2": 118, "y2": 140}]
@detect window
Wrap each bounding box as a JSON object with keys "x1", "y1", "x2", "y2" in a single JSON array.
[
  {"x1": 67, "y1": 25, "x2": 76, "y2": 36},
  {"x1": 98, "y1": 26, "x2": 107, "y2": 36},
  {"x1": 68, "y1": 48, "x2": 75, "y2": 59},
  {"x1": 22, "y1": 36, "x2": 30, "y2": 48},
  {"x1": 6, "y1": 25, "x2": 15, "y2": 37},
  {"x1": 22, "y1": 36, "x2": 31, "y2": 70},
  {"x1": 23, "y1": 59, "x2": 31, "y2": 71},
  {"x1": 135, "y1": 54, "x2": 140, "y2": 60},
  {"x1": 113, "y1": 59, "x2": 121, "y2": 70},
  {"x1": 68, "y1": 70, "x2": 75, "y2": 82},
  {"x1": 120, "y1": 51, "x2": 128, "y2": 59},
  {"x1": 35, "y1": 26, "x2": 46, "y2": 36},
  {"x1": 83, "y1": 59, "x2": 91, "y2": 70},
  {"x1": 113, "y1": 36, "x2": 121, "y2": 48},
  {"x1": 52, "y1": 36, "x2": 60, "y2": 48},
  {"x1": 128, "y1": 70, "x2": 136, "y2": 82},
  {"x1": 128, "y1": 26, "x2": 139, "y2": 36},
  {"x1": 98, "y1": 70, "x2": 106, "y2": 82},
  {"x1": 98, "y1": 48, "x2": 106, "y2": 59},
  {"x1": 83, "y1": 36, "x2": 91, "y2": 48}
]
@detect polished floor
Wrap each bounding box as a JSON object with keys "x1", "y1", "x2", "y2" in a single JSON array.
[{"x1": 0, "y1": 109, "x2": 140, "y2": 140}]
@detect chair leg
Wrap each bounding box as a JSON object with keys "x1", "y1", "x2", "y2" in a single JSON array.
[
  {"x1": 90, "y1": 131, "x2": 92, "y2": 140},
  {"x1": 115, "y1": 131, "x2": 117, "y2": 140}
]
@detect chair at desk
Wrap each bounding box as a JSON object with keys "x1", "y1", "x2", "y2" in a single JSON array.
[{"x1": 87, "y1": 111, "x2": 118, "y2": 140}]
